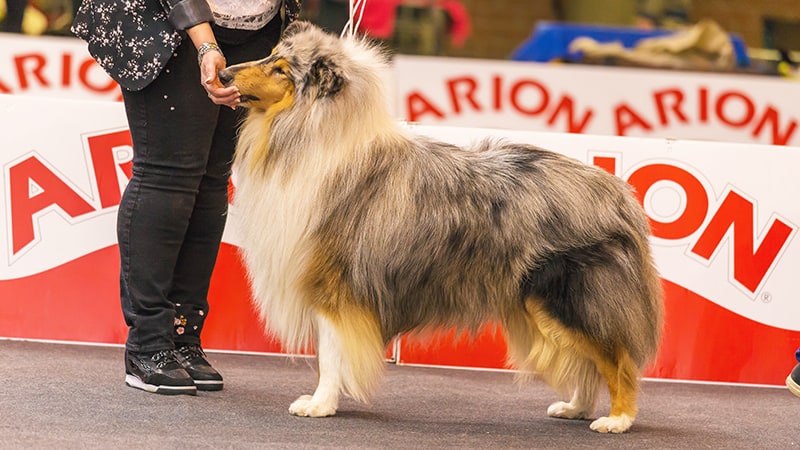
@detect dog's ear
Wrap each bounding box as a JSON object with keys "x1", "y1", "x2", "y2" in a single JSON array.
[
  {"x1": 306, "y1": 57, "x2": 345, "y2": 99},
  {"x1": 283, "y1": 20, "x2": 314, "y2": 38}
]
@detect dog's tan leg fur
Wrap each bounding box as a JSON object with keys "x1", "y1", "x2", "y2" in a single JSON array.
[
  {"x1": 585, "y1": 347, "x2": 639, "y2": 433},
  {"x1": 506, "y1": 299, "x2": 639, "y2": 433},
  {"x1": 289, "y1": 304, "x2": 385, "y2": 417}
]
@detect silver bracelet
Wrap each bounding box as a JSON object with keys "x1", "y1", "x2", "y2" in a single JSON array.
[{"x1": 197, "y1": 42, "x2": 224, "y2": 66}]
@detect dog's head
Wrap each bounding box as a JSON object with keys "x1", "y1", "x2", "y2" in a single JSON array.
[{"x1": 219, "y1": 21, "x2": 381, "y2": 113}]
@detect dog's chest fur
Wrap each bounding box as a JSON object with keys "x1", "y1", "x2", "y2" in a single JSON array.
[{"x1": 232, "y1": 139, "x2": 351, "y2": 349}]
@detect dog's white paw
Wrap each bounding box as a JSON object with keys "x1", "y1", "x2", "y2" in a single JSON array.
[
  {"x1": 589, "y1": 414, "x2": 633, "y2": 433},
  {"x1": 547, "y1": 401, "x2": 590, "y2": 420},
  {"x1": 288, "y1": 394, "x2": 338, "y2": 417}
]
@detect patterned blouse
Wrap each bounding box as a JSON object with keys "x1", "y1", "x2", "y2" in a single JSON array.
[{"x1": 71, "y1": 0, "x2": 301, "y2": 92}]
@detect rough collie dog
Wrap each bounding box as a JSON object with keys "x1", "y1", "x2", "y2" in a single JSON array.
[{"x1": 219, "y1": 22, "x2": 663, "y2": 433}]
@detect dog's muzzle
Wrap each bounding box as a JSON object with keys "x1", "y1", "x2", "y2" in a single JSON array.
[
  {"x1": 218, "y1": 68, "x2": 257, "y2": 103},
  {"x1": 218, "y1": 69, "x2": 234, "y2": 86}
]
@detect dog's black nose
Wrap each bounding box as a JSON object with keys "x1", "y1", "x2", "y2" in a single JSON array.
[{"x1": 218, "y1": 69, "x2": 233, "y2": 86}]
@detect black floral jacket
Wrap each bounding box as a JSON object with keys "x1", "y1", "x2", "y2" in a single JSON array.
[{"x1": 71, "y1": 0, "x2": 301, "y2": 92}]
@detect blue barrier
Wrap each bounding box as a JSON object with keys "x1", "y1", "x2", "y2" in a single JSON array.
[{"x1": 511, "y1": 21, "x2": 750, "y2": 68}]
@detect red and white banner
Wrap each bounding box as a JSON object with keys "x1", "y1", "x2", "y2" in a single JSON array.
[
  {"x1": 5, "y1": 33, "x2": 800, "y2": 148},
  {"x1": 393, "y1": 55, "x2": 800, "y2": 147},
  {"x1": 0, "y1": 93, "x2": 276, "y2": 350},
  {"x1": 3, "y1": 34, "x2": 800, "y2": 386},
  {"x1": 0, "y1": 32, "x2": 120, "y2": 101}
]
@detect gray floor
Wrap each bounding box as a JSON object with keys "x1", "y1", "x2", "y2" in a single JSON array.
[{"x1": 1, "y1": 339, "x2": 798, "y2": 449}]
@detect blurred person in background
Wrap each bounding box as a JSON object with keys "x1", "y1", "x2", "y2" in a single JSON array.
[
  {"x1": 388, "y1": 0, "x2": 470, "y2": 55},
  {"x1": 308, "y1": 0, "x2": 470, "y2": 55}
]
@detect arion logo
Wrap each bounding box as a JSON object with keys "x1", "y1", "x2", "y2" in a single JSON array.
[
  {"x1": 4, "y1": 129, "x2": 132, "y2": 259},
  {"x1": 593, "y1": 154, "x2": 795, "y2": 296},
  {"x1": 404, "y1": 73, "x2": 799, "y2": 146}
]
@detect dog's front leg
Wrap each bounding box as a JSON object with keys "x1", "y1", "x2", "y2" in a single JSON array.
[{"x1": 289, "y1": 314, "x2": 342, "y2": 417}]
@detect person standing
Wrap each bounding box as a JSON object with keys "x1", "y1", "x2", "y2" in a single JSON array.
[{"x1": 71, "y1": 0, "x2": 301, "y2": 395}]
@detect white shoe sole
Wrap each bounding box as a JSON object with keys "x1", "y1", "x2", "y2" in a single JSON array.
[{"x1": 125, "y1": 374, "x2": 197, "y2": 396}]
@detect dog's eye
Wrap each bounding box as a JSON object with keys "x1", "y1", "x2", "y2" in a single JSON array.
[{"x1": 272, "y1": 65, "x2": 285, "y2": 76}]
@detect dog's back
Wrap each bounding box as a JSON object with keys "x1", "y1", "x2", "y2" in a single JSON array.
[{"x1": 311, "y1": 135, "x2": 661, "y2": 361}]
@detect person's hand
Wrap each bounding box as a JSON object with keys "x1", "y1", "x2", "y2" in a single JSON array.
[{"x1": 200, "y1": 50, "x2": 240, "y2": 109}]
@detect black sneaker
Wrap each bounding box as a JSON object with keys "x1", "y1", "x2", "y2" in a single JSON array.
[
  {"x1": 176, "y1": 344, "x2": 223, "y2": 391},
  {"x1": 125, "y1": 349, "x2": 197, "y2": 395},
  {"x1": 787, "y1": 363, "x2": 800, "y2": 398}
]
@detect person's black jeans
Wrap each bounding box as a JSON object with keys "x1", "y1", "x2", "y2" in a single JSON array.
[{"x1": 119, "y1": 18, "x2": 281, "y2": 354}]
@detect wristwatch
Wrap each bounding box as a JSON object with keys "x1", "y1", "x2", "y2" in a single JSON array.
[{"x1": 197, "y1": 42, "x2": 224, "y2": 66}]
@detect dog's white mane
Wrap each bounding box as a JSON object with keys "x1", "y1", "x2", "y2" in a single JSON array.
[{"x1": 233, "y1": 23, "x2": 407, "y2": 354}]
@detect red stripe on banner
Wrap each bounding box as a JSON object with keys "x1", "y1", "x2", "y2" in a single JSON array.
[
  {"x1": 0, "y1": 246, "x2": 127, "y2": 343},
  {"x1": 648, "y1": 280, "x2": 799, "y2": 386},
  {"x1": 0, "y1": 244, "x2": 284, "y2": 354}
]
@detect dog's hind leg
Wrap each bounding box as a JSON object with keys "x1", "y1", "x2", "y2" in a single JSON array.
[
  {"x1": 289, "y1": 306, "x2": 385, "y2": 417},
  {"x1": 585, "y1": 347, "x2": 640, "y2": 433},
  {"x1": 509, "y1": 300, "x2": 603, "y2": 426},
  {"x1": 532, "y1": 320, "x2": 640, "y2": 433},
  {"x1": 546, "y1": 360, "x2": 601, "y2": 420}
]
